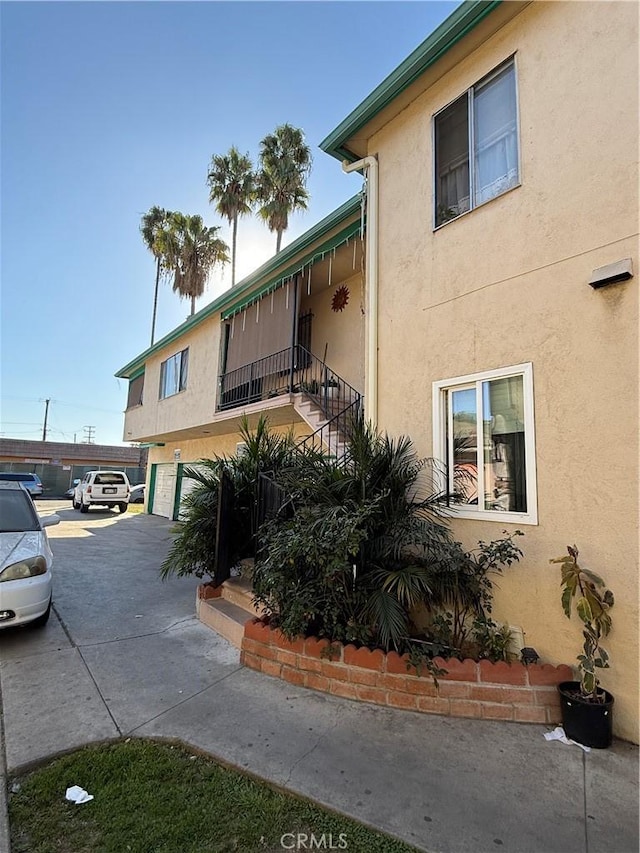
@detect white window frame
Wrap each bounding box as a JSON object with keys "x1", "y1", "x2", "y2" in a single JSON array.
[
  {"x1": 432, "y1": 55, "x2": 521, "y2": 229},
  {"x1": 159, "y1": 348, "x2": 189, "y2": 400},
  {"x1": 432, "y1": 363, "x2": 537, "y2": 525}
]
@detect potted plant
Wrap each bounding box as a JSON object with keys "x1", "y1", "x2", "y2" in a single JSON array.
[{"x1": 551, "y1": 545, "x2": 615, "y2": 748}]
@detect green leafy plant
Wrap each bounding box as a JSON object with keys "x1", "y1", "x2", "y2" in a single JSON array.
[
  {"x1": 160, "y1": 416, "x2": 296, "y2": 581},
  {"x1": 551, "y1": 545, "x2": 614, "y2": 701}
]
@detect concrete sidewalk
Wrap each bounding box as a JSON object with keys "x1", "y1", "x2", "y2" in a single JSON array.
[{"x1": 1, "y1": 507, "x2": 638, "y2": 853}]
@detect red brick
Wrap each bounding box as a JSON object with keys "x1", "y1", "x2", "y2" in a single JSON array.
[
  {"x1": 348, "y1": 667, "x2": 379, "y2": 686},
  {"x1": 526, "y1": 664, "x2": 573, "y2": 686},
  {"x1": 437, "y1": 681, "x2": 471, "y2": 699},
  {"x1": 320, "y1": 661, "x2": 349, "y2": 681},
  {"x1": 405, "y1": 677, "x2": 438, "y2": 697},
  {"x1": 356, "y1": 685, "x2": 388, "y2": 704},
  {"x1": 469, "y1": 685, "x2": 534, "y2": 704},
  {"x1": 438, "y1": 658, "x2": 478, "y2": 682},
  {"x1": 481, "y1": 703, "x2": 515, "y2": 721},
  {"x1": 514, "y1": 706, "x2": 548, "y2": 723},
  {"x1": 198, "y1": 583, "x2": 222, "y2": 600},
  {"x1": 241, "y1": 638, "x2": 261, "y2": 655},
  {"x1": 298, "y1": 656, "x2": 323, "y2": 674},
  {"x1": 272, "y1": 630, "x2": 306, "y2": 654},
  {"x1": 417, "y1": 696, "x2": 451, "y2": 715},
  {"x1": 449, "y1": 699, "x2": 482, "y2": 718},
  {"x1": 275, "y1": 649, "x2": 298, "y2": 667},
  {"x1": 385, "y1": 651, "x2": 414, "y2": 675},
  {"x1": 546, "y1": 707, "x2": 562, "y2": 725},
  {"x1": 260, "y1": 659, "x2": 282, "y2": 678},
  {"x1": 281, "y1": 666, "x2": 305, "y2": 687},
  {"x1": 479, "y1": 660, "x2": 527, "y2": 685},
  {"x1": 240, "y1": 651, "x2": 261, "y2": 671},
  {"x1": 244, "y1": 619, "x2": 271, "y2": 643},
  {"x1": 306, "y1": 673, "x2": 331, "y2": 692},
  {"x1": 387, "y1": 691, "x2": 418, "y2": 710},
  {"x1": 252, "y1": 643, "x2": 279, "y2": 662},
  {"x1": 304, "y1": 637, "x2": 333, "y2": 659},
  {"x1": 343, "y1": 645, "x2": 385, "y2": 671},
  {"x1": 534, "y1": 688, "x2": 561, "y2": 708},
  {"x1": 330, "y1": 681, "x2": 358, "y2": 700},
  {"x1": 377, "y1": 673, "x2": 409, "y2": 692}
]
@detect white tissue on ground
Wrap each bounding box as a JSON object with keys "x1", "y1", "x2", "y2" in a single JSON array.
[
  {"x1": 65, "y1": 785, "x2": 94, "y2": 804},
  {"x1": 544, "y1": 725, "x2": 591, "y2": 752}
]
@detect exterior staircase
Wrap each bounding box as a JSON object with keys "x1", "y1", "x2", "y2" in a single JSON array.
[
  {"x1": 293, "y1": 393, "x2": 348, "y2": 458},
  {"x1": 196, "y1": 559, "x2": 264, "y2": 648}
]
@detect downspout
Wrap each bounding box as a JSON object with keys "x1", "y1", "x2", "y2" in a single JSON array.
[{"x1": 342, "y1": 156, "x2": 378, "y2": 425}]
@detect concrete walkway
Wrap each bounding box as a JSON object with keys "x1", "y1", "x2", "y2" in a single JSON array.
[{"x1": 0, "y1": 505, "x2": 637, "y2": 853}]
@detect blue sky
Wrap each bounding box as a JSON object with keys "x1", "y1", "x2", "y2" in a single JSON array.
[{"x1": 1, "y1": 0, "x2": 459, "y2": 446}]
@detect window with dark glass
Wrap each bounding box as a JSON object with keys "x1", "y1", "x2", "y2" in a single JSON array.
[
  {"x1": 434, "y1": 59, "x2": 519, "y2": 227},
  {"x1": 127, "y1": 373, "x2": 144, "y2": 408}
]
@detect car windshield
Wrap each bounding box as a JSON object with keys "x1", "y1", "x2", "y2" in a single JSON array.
[{"x1": 0, "y1": 489, "x2": 40, "y2": 532}]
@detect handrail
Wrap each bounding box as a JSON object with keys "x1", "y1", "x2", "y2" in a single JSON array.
[
  {"x1": 218, "y1": 345, "x2": 361, "y2": 418},
  {"x1": 297, "y1": 397, "x2": 361, "y2": 467}
]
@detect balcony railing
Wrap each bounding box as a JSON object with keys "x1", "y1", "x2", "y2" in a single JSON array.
[{"x1": 218, "y1": 345, "x2": 361, "y2": 422}]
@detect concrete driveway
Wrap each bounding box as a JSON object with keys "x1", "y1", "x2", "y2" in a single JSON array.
[{"x1": 1, "y1": 502, "x2": 638, "y2": 853}]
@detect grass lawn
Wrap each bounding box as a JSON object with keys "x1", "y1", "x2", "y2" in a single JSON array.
[{"x1": 9, "y1": 739, "x2": 419, "y2": 853}]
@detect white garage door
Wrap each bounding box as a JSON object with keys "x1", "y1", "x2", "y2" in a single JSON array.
[
  {"x1": 152, "y1": 463, "x2": 177, "y2": 518},
  {"x1": 178, "y1": 463, "x2": 209, "y2": 519}
]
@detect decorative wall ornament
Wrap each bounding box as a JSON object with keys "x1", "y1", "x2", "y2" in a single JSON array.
[{"x1": 331, "y1": 285, "x2": 350, "y2": 312}]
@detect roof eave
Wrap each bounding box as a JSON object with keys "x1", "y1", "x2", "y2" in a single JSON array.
[
  {"x1": 320, "y1": 0, "x2": 503, "y2": 162},
  {"x1": 115, "y1": 194, "x2": 362, "y2": 379}
]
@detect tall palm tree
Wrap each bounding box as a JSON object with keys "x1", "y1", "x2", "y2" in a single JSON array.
[
  {"x1": 256, "y1": 124, "x2": 312, "y2": 252},
  {"x1": 207, "y1": 146, "x2": 255, "y2": 287},
  {"x1": 140, "y1": 205, "x2": 173, "y2": 346},
  {"x1": 161, "y1": 213, "x2": 230, "y2": 315}
]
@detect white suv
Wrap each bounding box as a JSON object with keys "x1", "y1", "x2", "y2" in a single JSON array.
[{"x1": 73, "y1": 471, "x2": 131, "y2": 513}]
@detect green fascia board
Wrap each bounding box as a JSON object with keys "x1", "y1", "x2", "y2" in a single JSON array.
[
  {"x1": 129, "y1": 366, "x2": 145, "y2": 381},
  {"x1": 320, "y1": 0, "x2": 502, "y2": 162},
  {"x1": 115, "y1": 194, "x2": 362, "y2": 379},
  {"x1": 221, "y1": 218, "x2": 362, "y2": 319}
]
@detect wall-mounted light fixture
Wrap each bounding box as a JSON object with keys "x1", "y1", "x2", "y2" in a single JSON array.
[{"x1": 588, "y1": 257, "x2": 633, "y2": 289}]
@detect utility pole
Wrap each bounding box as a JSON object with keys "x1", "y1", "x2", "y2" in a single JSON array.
[
  {"x1": 83, "y1": 425, "x2": 96, "y2": 444},
  {"x1": 42, "y1": 399, "x2": 51, "y2": 441}
]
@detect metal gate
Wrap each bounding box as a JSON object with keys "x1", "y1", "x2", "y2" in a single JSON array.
[{"x1": 213, "y1": 468, "x2": 235, "y2": 587}]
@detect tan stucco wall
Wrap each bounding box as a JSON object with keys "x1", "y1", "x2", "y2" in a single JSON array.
[
  {"x1": 368, "y1": 1, "x2": 639, "y2": 740},
  {"x1": 147, "y1": 420, "x2": 311, "y2": 468},
  {"x1": 300, "y1": 269, "x2": 365, "y2": 392},
  {"x1": 123, "y1": 317, "x2": 223, "y2": 443}
]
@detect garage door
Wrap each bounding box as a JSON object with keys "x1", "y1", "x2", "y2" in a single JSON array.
[
  {"x1": 178, "y1": 463, "x2": 209, "y2": 519},
  {"x1": 151, "y1": 463, "x2": 177, "y2": 518}
]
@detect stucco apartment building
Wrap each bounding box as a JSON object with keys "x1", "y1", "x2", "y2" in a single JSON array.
[{"x1": 117, "y1": 0, "x2": 638, "y2": 741}]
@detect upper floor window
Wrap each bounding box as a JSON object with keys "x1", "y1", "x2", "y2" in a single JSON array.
[
  {"x1": 159, "y1": 348, "x2": 189, "y2": 400},
  {"x1": 434, "y1": 58, "x2": 519, "y2": 227},
  {"x1": 126, "y1": 373, "x2": 144, "y2": 409},
  {"x1": 432, "y1": 363, "x2": 537, "y2": 525}
]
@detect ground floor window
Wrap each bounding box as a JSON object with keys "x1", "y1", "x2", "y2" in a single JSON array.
[{"x1": 432, "y1": 363, "x2": 537, "y2": 524}]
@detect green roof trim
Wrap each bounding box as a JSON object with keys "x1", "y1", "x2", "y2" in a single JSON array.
[
  {"x1": 221, "y1": 218, "x2": 362, "y2": 319},
  {"x1": 320, "y1": 0, "x2": 502, "y2": 162},
  {"x1": 115, "y1": 194, "x2": 362, "y2": 379}
]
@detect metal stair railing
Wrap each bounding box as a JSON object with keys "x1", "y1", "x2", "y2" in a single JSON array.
[{"x1": 296, "y1": 397, "x2": 361, "y2": 467}]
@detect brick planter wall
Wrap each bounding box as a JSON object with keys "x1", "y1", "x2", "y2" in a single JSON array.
[{"x1": 241, "y1": 620, "x2": 572, "y2": 724}]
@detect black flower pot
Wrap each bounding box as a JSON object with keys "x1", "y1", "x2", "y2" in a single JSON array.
[{"x1": 558, "y1": 681, "x2": 614, "y2": 749}]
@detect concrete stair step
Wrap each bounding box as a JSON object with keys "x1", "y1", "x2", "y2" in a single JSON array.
[
  {"x1": 222, "y1": 576, "x2": 263, "y2": 617},
  {"x1": 196, "y1": 597, "x2": 252, "y2": 648}
]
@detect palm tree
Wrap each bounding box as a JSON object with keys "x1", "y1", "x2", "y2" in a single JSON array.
[
  {"x1": 140, "y1": 206, "x2": 172, "y2": 346},
  {"x1": 256, "y1": 124, "x2": 312, "y2": 252},
  {"x1": 161, "y1": 213, "x2": 230, "y2": 315},
  {"x1": 207, "y1": 147, "x2": 255, "y2": 287}
]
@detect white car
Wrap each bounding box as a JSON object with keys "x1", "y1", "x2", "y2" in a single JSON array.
[
  {"x1": 0, "y1": 481, "x2": 59, "y2": 629},
  {"x1": 73, "y1": 470, "x2": 131, "y2": 513}
]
